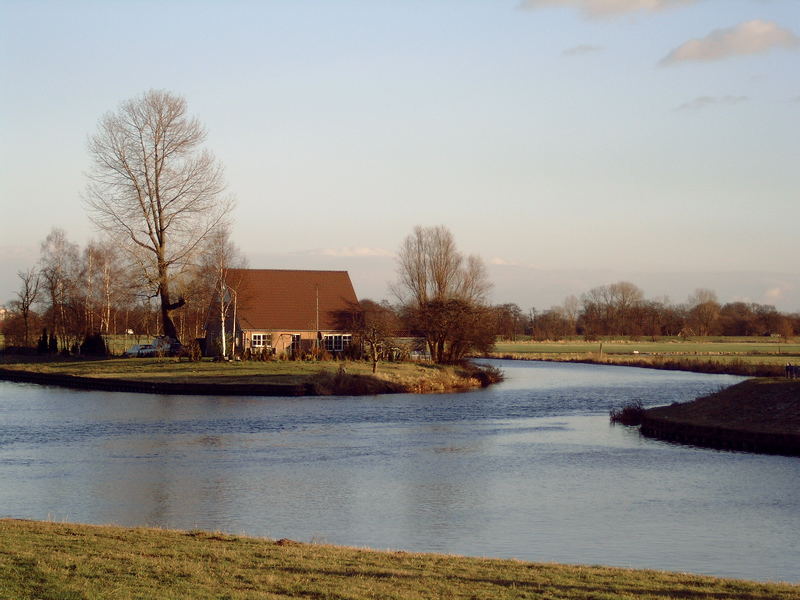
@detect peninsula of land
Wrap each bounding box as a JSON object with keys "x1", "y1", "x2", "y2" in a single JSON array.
[
  {"x1": 640, "y1": 378, "x2": 800, "y2": 456},
  {"x1": 0, "y1": 357, "x2": 501, "y2": 396}
]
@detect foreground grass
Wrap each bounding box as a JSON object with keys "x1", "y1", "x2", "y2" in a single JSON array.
[
  {"x1": 0, "y1": 356, "x2": 492, "y2": 394},
  {"x1": 1, "y1": 520, "x2": 797, "y2": 600}
]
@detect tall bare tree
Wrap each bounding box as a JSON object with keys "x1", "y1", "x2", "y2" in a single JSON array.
[{"x1": 85, "y1": 89, "x2": 233, "y2": 342}]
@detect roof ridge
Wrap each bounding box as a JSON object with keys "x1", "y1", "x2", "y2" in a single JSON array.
[{"x1": 228, "y1": 268, "x2": 349, "y2": 273}]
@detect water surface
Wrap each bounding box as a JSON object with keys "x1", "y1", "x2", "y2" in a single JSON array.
[{"x1": 1, "y1": 360, "x2": 797, "y2": 582}]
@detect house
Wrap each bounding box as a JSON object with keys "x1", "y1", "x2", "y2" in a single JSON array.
[{"x1": 205, "y1": 269, "x2": 360, "y2": 357}]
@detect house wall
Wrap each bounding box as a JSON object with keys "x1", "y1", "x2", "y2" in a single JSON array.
[{"x1": 242, "y1": 330, "x2": 352, "y2": 355}]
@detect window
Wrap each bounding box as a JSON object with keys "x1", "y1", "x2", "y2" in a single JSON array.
[
  {"x1": 252, "y1": 333, "x2": 270, "y2": 348},
  {"x1": 290, "y1": 334, "x2": 302, "y2": 353},
  {"x1": 324, "y1": 334, "x2": 352, "y2": 352}
]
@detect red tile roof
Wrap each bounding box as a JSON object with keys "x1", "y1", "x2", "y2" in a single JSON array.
[{"x1": 227, "y1": 269, "x2": 359, "y2": 332}]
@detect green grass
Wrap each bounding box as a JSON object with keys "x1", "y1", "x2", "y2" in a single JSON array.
[
  {"x1": 1, "y1": 520, "x2": 797, "y2": 600},
  {"x1": 495, "y1": 339, "x2": 800, "y2": 356},
  {"x1": 0, "y1": 356, "x2": 489, "y2": 394},
  {"x1": 488, "y1": 338, "x2": 800, "y2": 377}
]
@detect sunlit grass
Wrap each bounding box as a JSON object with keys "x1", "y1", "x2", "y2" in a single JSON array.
[
  {"x1": 494, "y1": 339, "x2": 800, "y2": 356},
  {"x1": 0, "y1": 357, "x2": 489, "y2": 394},
  {"x1": 488, "y1": 338, "x2": 800, "y2": 377},
  {"x1": 1, "y1": 520, "x2": 797, "y2": 600}
]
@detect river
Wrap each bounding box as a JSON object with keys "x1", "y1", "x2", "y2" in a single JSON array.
[{"x1": 0, "y1": 360, "x2": 798, "y2": 582}]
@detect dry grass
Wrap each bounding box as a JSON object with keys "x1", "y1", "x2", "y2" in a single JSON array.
[
  {"x1": 1, "y1": 519, "x2": 798, "y2": 600},
  {"x1": 0, "y1": 356, "x2": 495, "y2": 395},
  {"x1": 487, "y1": 351, "x2": 788, "y2": 377},
  {"x1": 645, "y1": 378, "x2": 800, "y2": 435}
]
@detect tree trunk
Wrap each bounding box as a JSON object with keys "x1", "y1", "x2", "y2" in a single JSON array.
[{"x1": 159, "y1": 284, "x2": 184, "y2": 342}]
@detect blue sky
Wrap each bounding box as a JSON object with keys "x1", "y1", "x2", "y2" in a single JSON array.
[{"x1": 1, "y1": 0, "x2": 798, "y2": 310}]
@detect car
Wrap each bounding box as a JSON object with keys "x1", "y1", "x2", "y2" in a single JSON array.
[
  {"x1": 122, "y1": 343, "x2": 157, "y2": 357},
  {"x1": 122, "y1": 344, "x2": 143, "y2": 357},
  {"x1": 136, "y1": 344, "x2": 157, "y2": 357}
]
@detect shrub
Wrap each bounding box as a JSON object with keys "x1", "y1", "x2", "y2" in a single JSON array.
[
  {"x1": 457, "y1": 361, "x2": 505, "y2": 387},
  {"x1": 37, "y1": 329, "x2": 49, "y2": 354},
  {"x1": 80, "y1": 333, "x2": 107, "y2": 357},
  {"x1": 188, "y1": 340, "x2": 203, "y2": 362},
  {"x1": 610, "y1": 400, "x2": 645, "y2": 426}
]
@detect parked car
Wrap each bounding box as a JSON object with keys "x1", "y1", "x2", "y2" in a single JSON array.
[
  {"x1": 123, "y1": 337, "x2": 184, "y2": 358},
  {"x1": 122, "y1": 344, "x2": 142, "y2": 357},
  {"x1": 136, "y1": 344, "x2": 157, "y2": 357}
]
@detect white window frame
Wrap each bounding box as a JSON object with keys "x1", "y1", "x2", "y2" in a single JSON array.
[
  {"x1": 324, "y1": 334, "x2": 352, "y2": 352},
  {"x1": 251, "y1": 333, "x2": 270, "y2": 348}
]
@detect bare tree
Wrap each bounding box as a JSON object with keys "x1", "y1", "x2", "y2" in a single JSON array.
[
  {"x1": 394, "y1": 226, "x2": 490, "y2": 307},
  {"x1": 687, "y1": 288, "x2": 720, "y2": 336},
  {"x1": 11, "y1": 267, "x2": 40, "y2": 347},
  {"x1": 39, "y1": 228, "x2": 80, "y2": 350},
  {"x1": 80, "y1": 239, "x2": 129, "y2": 335},
  {"x1": 562, "y1": 295, "x2": 579, "y2": 336},
  {"x1": 357, "y1": 300, "x2": 399, "y2": 373},
  {"x1": 85, "y1": 89, "x2": 233, "y2": 342},
  {"x1": 201, "y1": 226, "x2": 247, "y2": 358},
  {"x1": 394, "y1": 225, "x2": 493, "y2": 363}
]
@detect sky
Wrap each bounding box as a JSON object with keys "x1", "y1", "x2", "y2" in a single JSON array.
[{"x1": 1, "y1": 0, "x2": 798, "y2": 311}]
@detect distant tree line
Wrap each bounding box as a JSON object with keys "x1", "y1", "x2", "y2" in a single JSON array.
[{"x1": 488, "y1": 284, "x2": 798, "y2": 342}]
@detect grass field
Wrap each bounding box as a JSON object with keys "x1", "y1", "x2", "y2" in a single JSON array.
[
  {"x1": 1, "y1": 520, "x2": 797, "y2": 600},
  {"x1": 487, "y1": 338, "x2": 800, "y2": 377},
  {"x1": 494, "y1": 338, "x2": 800, "y2": 357},
  {"x1": 0, "y1": 356, "x2": 494, "y2": 394}
]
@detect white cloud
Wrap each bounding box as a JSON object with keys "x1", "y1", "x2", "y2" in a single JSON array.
[
  {"x1": 519, "y1": 0, "x2": 697, "y2": 18},
  {"x1": 562, "y1": 44, "x2": 604, "y2": 57},
  {"x1": 764, "y1": 287, "x2": 783, "y2": 300},
  {"x1": 489, "y1": 257, "x2": 522, "y2": 266},
  {"x1": 661, "y1": 20, "x2": 800, "y2": 65},
  {"x1": 674, "y1": 95, "x2": 748, "y2": 111},
  {"x1": 297, "y1": 247, "x2": 395, "y2": 258}
]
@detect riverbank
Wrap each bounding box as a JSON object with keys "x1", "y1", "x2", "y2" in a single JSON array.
[
  {"x1": 0, "y1": 356, "x2": 501, "y2": 396},
  {"x1": 486, "y1": 338, "x2": 799, "y2": 377},
  {"x1": 1, "y1": 520, "x2": 797, "y2": 599},
  {"x1": 484, "y1": 352, "x2": 786, "y2": 377},
  {"x1": 640, "y1": 378, "x2": 800, "y2": 455}
]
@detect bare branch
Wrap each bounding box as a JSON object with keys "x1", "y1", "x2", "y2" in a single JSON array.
[{"x1": 83, "y1": 89, "x2": 234, "y2": 341}]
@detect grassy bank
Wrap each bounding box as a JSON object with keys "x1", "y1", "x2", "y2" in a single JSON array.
[
  {"x1": 644, "y1": 378, "x2": 800, "y2": 435},
  {"x1": 0, "y1": 356, "x2": 500, "y2": 395},
  {"x1": 487, "y1": 338, "x2": 799, "y2": 377},
  {"x1": 639, "y1": 378, "x2": 800, "y2": 455},
  {"x1": 1, "y1": 520, "x2": 797, "y2": 600}
]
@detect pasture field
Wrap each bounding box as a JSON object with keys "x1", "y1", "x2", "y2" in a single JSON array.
[
  {"x1": 493, "y1": 337, "x2": 800, "y2": 357},
  {"x1": 2, "y1": 519, "x2": 798, "y2": 600},
  {"x1": 488, "y1": 337, "x2": 800, "y2": 376}
]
